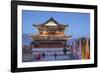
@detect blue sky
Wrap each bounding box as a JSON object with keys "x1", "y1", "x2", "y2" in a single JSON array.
[{"x1": 22, "y1": 10, "x2": 90, "y2": 38}]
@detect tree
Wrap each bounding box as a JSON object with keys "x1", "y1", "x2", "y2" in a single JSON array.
[{"x1": 63, "y1": 48, "x2": 67, "y2": 55}]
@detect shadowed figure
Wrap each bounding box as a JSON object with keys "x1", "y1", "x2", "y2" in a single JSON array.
[{"x1": 54, "y1": 53, "x2": 57, "y2": 59}]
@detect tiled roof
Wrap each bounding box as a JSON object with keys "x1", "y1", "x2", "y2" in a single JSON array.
[{"x1": 33, "y1": 17, "x2": 68, "y2": 27}]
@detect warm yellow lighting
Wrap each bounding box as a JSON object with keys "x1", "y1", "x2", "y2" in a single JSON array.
[{"x1": 42, "y1": 31, "x2": 48, "y2": 35}]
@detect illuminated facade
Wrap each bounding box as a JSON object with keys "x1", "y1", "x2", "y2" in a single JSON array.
[{"x1": 30, "y1": 18, "x2": 72, "y2": 48}]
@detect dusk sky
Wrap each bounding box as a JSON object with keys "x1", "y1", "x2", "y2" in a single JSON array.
[{"x1": 22, "y1": 10, "x2": 90, "y2": 38}]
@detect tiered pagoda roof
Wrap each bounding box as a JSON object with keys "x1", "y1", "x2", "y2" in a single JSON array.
[
  {"x1": 33, "y1": 17, "x2": 68, "y2": 27},
  {"x1": 30, "y1": 17, "x2": 72, "y2": 41},
  {"x1": 30, "y1": 35, "x2": 71, "y2": 41}
]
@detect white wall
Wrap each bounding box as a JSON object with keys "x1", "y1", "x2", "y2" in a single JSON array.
[{"x1": 0, "y1": 0, "x2": 99, "y2": 73}]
